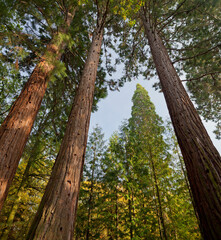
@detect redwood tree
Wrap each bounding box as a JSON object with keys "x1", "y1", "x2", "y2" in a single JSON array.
[
  {"x1": 139, "y1": 5, "x2": 221, "y2": 239},
  {"x1": 0, "y1": 1, "x2": 76, "y2": 210},
  {"x1": 26, "y1": 2, "x2": 110, "y2": 239}
]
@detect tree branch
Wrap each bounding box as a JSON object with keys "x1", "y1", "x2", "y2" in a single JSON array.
[
  {"x1": 181, "y1": 72, "x2": 220, "y2": 82},
  {"x1": 172, "y1": 45, "x2": 220, "y2": 63},
  {"x1": 157, "y1": 0, "x2": 187, "y2": 31}
]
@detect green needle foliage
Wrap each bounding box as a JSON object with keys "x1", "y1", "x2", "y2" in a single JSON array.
[
  {"x1": 75, "y1": 85, "x2": 200, "y2": 239},
  {"x1": 115, "y1": 0, "x2": 221, "y2": 137}
]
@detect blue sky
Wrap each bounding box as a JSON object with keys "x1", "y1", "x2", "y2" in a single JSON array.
[{"x1": 89, "y1": 78, "x2": 221, "y2": 154}]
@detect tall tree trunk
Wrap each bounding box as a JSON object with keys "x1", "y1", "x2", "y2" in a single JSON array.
[
  {"x1": 0, "y1": 121, "x2": 47, "y2": 240},
  {"x1": 26, "y1": 25, "x2": 104, "y2": 240},
  {"x1": 141, "y1": 14, "x2": 221, "y2": 239},
  {"x1": 0, "y1": 10, "x2": 75, "y2": 211}
]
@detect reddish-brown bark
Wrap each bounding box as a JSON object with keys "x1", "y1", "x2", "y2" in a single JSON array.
[
  {"x1": 0, "y1": 11, "x2": 75, "y2": 211},
  {"x1": 142, "y1": 14, "x2": 221, "y2": 239},
  {"x1": 26, "y1": 26, "x2": 104, "y2": 240}
]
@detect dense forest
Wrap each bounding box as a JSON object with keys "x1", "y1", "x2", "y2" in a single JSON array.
[{"x1": 0, "y1": 0, "x2": 220, "y2": 239}]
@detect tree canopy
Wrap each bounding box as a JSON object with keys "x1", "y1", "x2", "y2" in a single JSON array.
[{"x1": 0, "y1": 0, "x2": 220, "y2": 239}]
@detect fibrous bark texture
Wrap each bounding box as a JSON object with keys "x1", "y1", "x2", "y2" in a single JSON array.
[
  {"x1": 142, "y1": 15, "x2": 221, "y2": 240},
  {"x1": 26, "y1": 27, "x2": 104, "y2": 240},
  {"x1": 0, "y1": 11, "x2": 75, "y2": 211}
]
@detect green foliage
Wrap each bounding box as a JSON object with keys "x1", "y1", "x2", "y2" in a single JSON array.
[
  {"x1": 115, "y1": 0, "x2": 221, "y2": 136},
  {"x1": 0, "y1": 0, "x2": 110, "y2": 119},
  {"x1": 75, "y1": 85, "x2": 200, "y2": 239},
  {"x1": 75, "y1": 126, "x2": 107, "y2": 239},
  {"x1": 0, "y1": 0, "x2": 218, "y2": 238},
  {"x1": 0, "y1": 77, "x2": 74, "y2": 238}
]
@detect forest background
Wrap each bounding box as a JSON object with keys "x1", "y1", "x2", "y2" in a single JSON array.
[{"x1": 0, "y1": 0, "x2": 220, "y2": 239}]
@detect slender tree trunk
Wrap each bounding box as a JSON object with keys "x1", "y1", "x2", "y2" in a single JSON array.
[
  {"x1": 86, "y1": 147, "x2": 96, "y2": 240},
  {"x1": 166, "y1": 199, "x2": 177, "y2": 240},
  {"x1": 1, "y1": 192, "x2": 22, "y2": 240},
  {"x1": 26, "y1": 25, "x2": 104, "y2": 240},
  {"x1": 115, "y1": 188, "x2": 118, "y2": 240},
  {"x1": 1, "y1": 172, "x2": 30, "y2": 240},
  {"x1": 149, "y1": 155, "x2": 164, "y2": 240},
  {"x1": 175, "y1": 142, "x2": 200, "y2": 225},
  {"x1": 153, "y1": 188, "x2": 163, "y2": 240},
  {"x1": 125, "y1": 158, "x2": 133, "y2": 240},
  {"x1": 86, "y1": 184, "x2": 93, "y2": 240},
  {"x1": 142, "y1": 14, "x2": 221, "y2": 239},
  {"x1": 149, "y1": 154, "x2": 168, "y2": 240},
  {"x1": 128, "y1": 195, "x2": 133, "y2": 240},
  {"x1": 0, "y1": 11, "x2": 75, "y2": 211},
  {"x1": 176, "y1": 145, "x2": 192, "y2": 194}
]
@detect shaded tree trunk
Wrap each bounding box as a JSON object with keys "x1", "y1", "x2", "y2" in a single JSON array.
[
  {"x1": 0, "y1": 10, "x2": 75, "y2": 211},
  {"x1": 86, "y1": 147, "x2": 96, "y2": 240},
  {"x1": 153, "y1": 189, "x2": 163, "y2": 240},
  {"x1": 0, "y1": 118, "x2": 48, "y2": 240},
  {"x1": 175, "y1": 142, "x2": 200, "y2": 225},
  {"x1": 149, "y1": 152, "x2": 168, "y2": 240},
  {"x1": 128, "y1": 195, "x2": 133, "y2": 240},
  {"x1": 1, "y1": 194, "x2": 21, "y2": 240},
  {"x1": 125, "y1": 152, "x2": 133, "y2": 240},
  {"x1": 141, "y1": 13, "x2": 221, "y2": 239},
  {"x1": 86, "y1": 184, "x2": 93, "y2": 240},
  {"x1": 115, "y1": 189, "x2": 118, "y2": 240},
  {"x1": 26, "y1": 24, "x2": 104, "y2": 240}
]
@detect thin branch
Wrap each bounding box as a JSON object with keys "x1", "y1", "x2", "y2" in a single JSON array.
[
  {"x1": 147, "y1": 0, "x2": 152, "y2": 26},
  {"x1": 181, "y1": 72, "x2": 220, "y2": 82},
  {"x1": 55, "y1": 0, "x2": 65, "y2": 15},
  {"x1": 0, "y1": 107, "x2": 11, "y2": 116},
  {"x1": 172, "y1": 45, "x2": 220, "y2": 63},
  {"x1": 62, "y1": 0, "x2": 68, "y2": 13},
  {"x1": 197, "y1": 7, "x2": 220, "y2": 22},
  {"x1": 161, "y1": 0, "x2": 174, "y2": 7},
  {"x1": 33, "y1": 3, "x2": 54, "y2": 34},
  {"x1": 130, "y1": 25, "x2": 144, "y2": 59},
  {"x1": 153, "y1": 0, "x2": 162, "y2": 29},
  {"x1": 167, "y1": 37, "x2": 216, "y2": 52},
  {"x1": 157, "y1": 0, "x2": 187, "y2": 29},
  {"x1": 100, "y1": 0, "x2": 110, "y2": 30},
  {"x1": 95, "y1": 0, "x2": 100, "y2": 24}
]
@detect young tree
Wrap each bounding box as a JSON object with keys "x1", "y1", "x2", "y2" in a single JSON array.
[
  {"x1": 0, "y1": 0, "x2": 77, "y2": 210},
  {"x1": 165, "y1": 123, "x2": 200, "y2": 239},
  {"x1": 75, "y1": 85, "x2": 200, "y2": 239},
  {"x1": 99, "y1": 85, "x2": 199, "y2": 239},
  {"x1": 84, "y1": 126, "x2": 106, "y2": 240},
  {"x1": 128, "y1": 84, "x2": 170, "y2": 239},
  {"x1": 75, "y1": 125, "x2": 106, "y2": 239}
]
